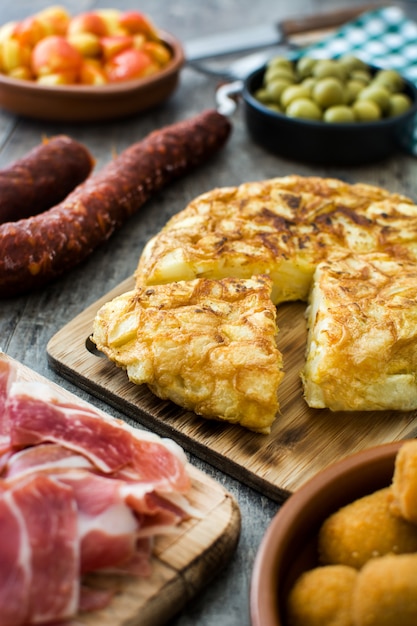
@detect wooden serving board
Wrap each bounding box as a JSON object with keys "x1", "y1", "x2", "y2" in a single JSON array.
[
  {"x1": 2, "y1": 354, "x2": 241, "y2": 626},
  {"x1": 47, "y1": 276, "x2": 417, "y2": 502}
]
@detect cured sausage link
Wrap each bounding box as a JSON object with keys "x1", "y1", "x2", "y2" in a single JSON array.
[
  {"x1": 0, "y1": 109, "x2": 232, "y2": 298},
  {"x1": 0, "y1": 136, "x2": 94, "y2": 224}
]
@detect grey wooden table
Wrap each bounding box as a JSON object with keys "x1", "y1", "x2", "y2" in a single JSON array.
[{"x1": 1, "y1": 1, "x2": 417, "y2": 624}]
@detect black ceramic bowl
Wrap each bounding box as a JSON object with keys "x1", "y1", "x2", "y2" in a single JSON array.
[{"x1": 242, "y1": 65, "x2": 417, "y2": 165}]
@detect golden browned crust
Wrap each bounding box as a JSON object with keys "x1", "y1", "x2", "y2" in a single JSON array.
[
  {"x1": 302, "y1": 252, "x2": 417, "y2": 411},
  {"x1": 135, "y1": 175, "x2": 417, "y2": 305},
  {"x1": 96, "y1": 175, "x2": 417, "y2": 420},
  {"x1": 92, "y1": 275, "x2": 283, "y2": 433},
  {"x1": 352, "y1": 553, "x2": 417, "y2": 626},
  {"x1": 287, "y1": 565, "x2": 358, "y2": 626},
  {"x1": 318, "y1": 487, "x2": 417, "y2": 570}
]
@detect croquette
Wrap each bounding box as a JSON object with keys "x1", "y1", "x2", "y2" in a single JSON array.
[
  {"x1": 390, "y1": 439, "x2": 417, "y2": 523},
  {"x1": 352, "y1": 553, "x2": 417, "y2": 626},
  {"x1": 318, "y1": 487, "x2": 417, "y2": 569},
  {"x1": 286, "y1": 564, "x2": 358, "y2": 626}
]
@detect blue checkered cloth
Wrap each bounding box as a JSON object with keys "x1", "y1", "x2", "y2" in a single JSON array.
[{"x1": 296, "y1": 5, "x2": 417, "y2": 155}]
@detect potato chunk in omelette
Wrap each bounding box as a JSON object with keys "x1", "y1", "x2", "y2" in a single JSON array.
[
  {"x1": 302, "y1": 253, "x2": 417, "y2": 411},
  {"x1": 135, "y1": 175, "x2": 417, "y2": 304},
  {"x1": 92, "y1": 275, "x2": 283, "y2": 434}
]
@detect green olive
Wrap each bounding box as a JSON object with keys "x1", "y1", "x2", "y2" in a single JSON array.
[
  {"x1": 352, "y1": 99, "x2": 382, "y2": 121},
  {"x1": 281, "y1": 84, "x2": 311, "y2": 109},
  {"x1": 264, "y1": 65, "x2": 295, "y2": 83},
  {"x1": 345, "y1": 79, "x2": 365, "y2": 104},
  {"x1": 357, "y1": 84, "x2": 391, "y2": 114},
  {"x1": 323, "y1": 105, "x2": 356, "y2": 123},
  {"x1": 301, "y1": 77, "x2": 317, "y2": 95},
  {"x1": 312, "y1": 59, "x2": 347, "y2": 81},
  {"x1": 349, "y1": 70, "x2": 372, "y2": 85},
  {"x1": 286, "y1": 97, "x2": 322, "y2": 120},
  {"x1": 338, "y1": 54, "x2": 368, "y2": 73},
  {"x1": 266, "y1": 55, "x2": 293, "y2": 70},
  {"x1": 253, "y1": 55, "x2": 413, "y2": 124},
  {"x1": 373, "y1": 69, "x2": 404, "y2": 93},
  {"x1": 313, "y1": 77, "x2": 345, "y2": 108},
  {"x1": 296, "y1": 56, "x2": 317, "y2": 79},
  {"x1": 265, "y1": 78, "x2": 293, "y2": 103},
  {"x1": 388, "y1": 93, "x2": 412, "y2": 117},
  {"x1": 254, "y1": 88, "x2": 272, "y2": 104}
]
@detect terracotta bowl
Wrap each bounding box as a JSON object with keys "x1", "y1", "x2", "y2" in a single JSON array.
[
  {"x1": 242, "y1": 65, "x2": 417, "y2": 165},
  {"x1": 250, "y1": 440, "x2": 406, "y2": 626},
  {"x1": 0, "y1": 31, "x2": 184, "y2": 122}
]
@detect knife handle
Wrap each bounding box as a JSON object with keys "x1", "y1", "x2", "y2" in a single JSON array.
[{"x1": 280, "y1": 4, "x2": 380, "y2": 37}]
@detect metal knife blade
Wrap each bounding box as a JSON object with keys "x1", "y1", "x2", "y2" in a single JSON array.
[
  {"x1": 184, "y1": 23, "x2": 282, "y2": 62},
  {"x1": 184, "y1": 4, "x2": 380, "y2": 62}
]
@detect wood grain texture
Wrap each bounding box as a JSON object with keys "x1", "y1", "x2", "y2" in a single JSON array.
[
  {"x1": 47, "y1": 277, "x2": 417, "y2": 503},
  {"x1": 1, "y1": 354, "x2": 241, "y2": 626}
]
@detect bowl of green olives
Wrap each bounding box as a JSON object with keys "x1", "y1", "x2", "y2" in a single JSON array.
[{"x1": 242, "y1": 55, "x2": 417, "y2": 165}]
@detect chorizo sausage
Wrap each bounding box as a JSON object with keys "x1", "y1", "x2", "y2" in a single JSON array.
[
  {"x1": 0, "y1": 136, "x2": 94, "y2": 224},
  {"x1": 0, "y1": 109, "x2": 232, "y2": 298}
]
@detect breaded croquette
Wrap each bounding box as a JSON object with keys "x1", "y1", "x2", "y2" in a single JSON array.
[
  {"x1": 352, "y1": 553, "x2": 417, "y2": 626},
  {"x1": 286, "y1": 564, "x2": 357, "y2": 626},
  {"x1": 390, "y1": 439, "x2": 417, "y2": 523},
  {"x1": 318, "y1": 487, "x2": 417, "y2": 569}
]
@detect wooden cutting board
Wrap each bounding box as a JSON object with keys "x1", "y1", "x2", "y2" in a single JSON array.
[
  {"x1": 1, "y1": 354, "x2": 241, "y2": 626},
  {"x1": 47, "y1": 276, "x2": 417, "y2": 502}
]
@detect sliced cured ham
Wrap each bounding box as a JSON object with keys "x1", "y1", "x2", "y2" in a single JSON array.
[
  {"x1": 0, "y1": 487, "x2": 29, "y2": 626},
  {"x1": 7, "y1": 380, "x2": 191, "y2": 492},
  {"x1": 4, "y1": 443, "x2": 93, "y2": 479},
  {"x1": 11, "y1": 474, "x2": 79, "y2": 624},
  {"x1": 0, "y1": 355, "x2": 15, "y2": 455},
  {"x1": 0, "y1": 355, "x2": 15, "y2": 427},
  {"x1": 0, "y1": 474, "x2": 79, "y2": 626},
  {"x1": 56, "y1": 470, "x2": 140, "y2": 574},
  {"x1": 0, "y1": 356, "x2": 193, "y2": 625}
]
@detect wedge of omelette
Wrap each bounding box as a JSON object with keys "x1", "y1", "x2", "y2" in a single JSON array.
[
  {"x1": 92, "y1": 275, "x2": 283, "y2": 434},
  {"x1": 135, "y1": 175, "x2": 417, "y2": 305},
  {"x1": 301, "y1": 252, "x2": 417, "y2": 411}
]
